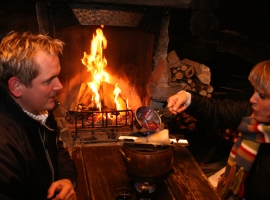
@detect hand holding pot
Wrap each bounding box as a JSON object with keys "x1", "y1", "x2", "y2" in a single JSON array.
[{"x1": 167, "y1": 91, "x2": 189, "y2": 115}]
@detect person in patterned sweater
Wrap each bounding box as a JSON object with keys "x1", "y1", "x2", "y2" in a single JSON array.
[{"x1": 167, "y1": 60, "x2": 270, "y2": 200}]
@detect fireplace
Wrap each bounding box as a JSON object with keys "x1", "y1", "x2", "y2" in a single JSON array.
[
  {"x1": 36, "y1": 1, "x2": 192, "y2": 111},
  {"x1": 35, "y1": 1, "x2": 192, "y2": 144}
]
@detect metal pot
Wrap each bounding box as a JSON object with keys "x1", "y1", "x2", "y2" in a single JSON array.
[
  {"x1": 135, "y1": 106, "x2": 161, "y2": 131},
  {"x1": 135, "y1": 106, "x2": 172, "y2": 131},
  {"x1": 119, "y1": 143, "x2": 174, "y2": 179}
]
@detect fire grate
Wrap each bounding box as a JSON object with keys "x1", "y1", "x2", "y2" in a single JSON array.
[{"x1": 73, "y1": 109, "x2": 134, "y2": 139}]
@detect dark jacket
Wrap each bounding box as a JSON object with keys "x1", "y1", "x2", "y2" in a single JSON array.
[
  {"x1": 0, "y1": 89, "x2": 77, "y2": 200},
  {"x1": 186, "y1": 91, "x2": 270, "y2": 200}
]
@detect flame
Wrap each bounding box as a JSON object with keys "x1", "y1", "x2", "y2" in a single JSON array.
[
  {"x1": 81, "y1": 27, "x2": 128, "y2": 111},
  {"x1": 81, "y1": 28, "x2": 109, "y2": 110},
  {"x1": 113, "y1": 84, "x2": 121, "y2": 110}
]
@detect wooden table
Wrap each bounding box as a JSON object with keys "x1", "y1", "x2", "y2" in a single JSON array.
[{"x1": 71, "y1": 143, "x2": 220, "y2": 200}]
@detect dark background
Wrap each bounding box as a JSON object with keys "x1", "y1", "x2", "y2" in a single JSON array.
[{"x1": 1, "y1": 0, "x2": 270, "y2": 100}]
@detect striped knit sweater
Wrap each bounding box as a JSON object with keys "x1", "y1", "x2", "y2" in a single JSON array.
[{"x1": 216, "y1": 116, "x2": 270, "y2": 199}]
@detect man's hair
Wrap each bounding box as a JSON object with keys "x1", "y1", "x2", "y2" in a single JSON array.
[
  {"x1": 249, "y1": 60, "x2": 270, "y2": 98},
  {"x1": 0, "y1": 31, "x2": 64, "y2": 89}
]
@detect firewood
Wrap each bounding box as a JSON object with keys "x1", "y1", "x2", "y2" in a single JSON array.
[
  {"x1": 175, "y1": 72, "x2": 184, "y2": 79},
  {"x1": 192, "y1": 76, "x2": 205, "y2": 91},
  {"x1": 172, "y1": 69, "x2": 178, "y2": 74},
  {"x1": 194, "y1": 64, "x2": 207, "y2": 75},
  {"x1": 176, "y1": 115, "x2": 181, "y2": 121},
  {"x1": 167, "y1": 50, "x2": 180, "y2": 64},
  {"x1": 190, "y1": 82, "x2": 195, "y2": 88},
  {"x1": 79, "y1": 84, "x2": 92, "y2": 102},
  {"x1": 197, "y1": 72, "x2": 211, "y2": 85},
  {"x1": 199, "y1": 89, "x2": 207, "y2": 96},
  {"x1": 168, "y1": 61, "x2": 181, "y2": 68},
  {"x1": 188, "y1": 122, "x2": 196, "y2": 130},
  {"x1": 181, "y1": 76, "x2": 192, "y2": 85},
  {"x1": 102, "y1": 82, "x2": 116, "y2": 110},
  {"x1": 179, "y1": 125, "x2": 187, "y2": 129},
  {"x1": 70, "y1": 82, "x2": 88, "y2": 111},
  {"x1": 181, "y1": 65, "x2": 187, "y2": 71},
  {"x1": 184, "y1": 116, "x2": 198, "y2": 123},
  {"x1": 205, "y1": 84, "x2": 214, "y2": 93},
  {"x1": 181, "y1": 58, "x2": 199, "y2": 68},
  {"x1": 171, "y1": 77, "x2": 177, "y2": 82},
  {"x1": 187, "y1": 78, "x2": 193, "y2": 84},
  {"x1": 179, "y1": 81, "x2": 192, "y2": 91},
  {"x1": 181, "y1": 112, "x2": 190, "y2": 118},
  {"x1": 184, "y1": 66, "x2": 195, "y2": 78},
  {"x1": 207, "y1": 93, "x2": 212, "y2": 98},
  {"x1": 81, "y1": 86, "x2": 92, "y2": 107}
]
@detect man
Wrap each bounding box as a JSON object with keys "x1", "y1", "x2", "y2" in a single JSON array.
[{"x1": 0, "y1": 32, "x2": 77, "y2": 199}]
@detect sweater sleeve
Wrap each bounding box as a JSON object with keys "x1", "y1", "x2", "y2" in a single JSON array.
[{"x1": 185, "y1": 90, "x2": 253, "y2": 130}]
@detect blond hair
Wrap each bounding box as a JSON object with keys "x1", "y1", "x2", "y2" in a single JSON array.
[
  {"x1": 0, "y1": 31, "x2": 64, "y2": 89},
  {"x1": 248, "y1": 60, "x2": 270, "y2": 97}
]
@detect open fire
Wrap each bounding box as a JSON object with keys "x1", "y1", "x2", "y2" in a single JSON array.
[
  {"x1": 71, "y1": 26, "x2": 129, "y2": 112},
  {"x1": 69, "y1": 27, "x2": 134, "y2": 135}
]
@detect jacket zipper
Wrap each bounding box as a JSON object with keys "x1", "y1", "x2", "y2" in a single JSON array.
[{"x1": 39, "y1": 128, "x2": 55, "y2": 183}]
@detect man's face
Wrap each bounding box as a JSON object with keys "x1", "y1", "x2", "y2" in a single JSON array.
[
  {"x1": 250, "y1": 90, "x2": 270, "y2": 123},
  {"x1": 19, "y1": 51, "x2": 63, "y2": 114}
]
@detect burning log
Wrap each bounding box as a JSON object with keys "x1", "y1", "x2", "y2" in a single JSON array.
[
  {"x1": 101, "y1": 82, "x2": 116, "y2": 110},
  {"x1": 70, "y1": 81, "x2": 127, "y2": 112},
  {"x1": 70, "y1": 82, "x2": 89, "y2": 111}
]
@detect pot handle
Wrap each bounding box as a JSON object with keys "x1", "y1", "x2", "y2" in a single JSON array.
[{"x1": 119, "y1": 149, "x2": 130, "y2": 162}]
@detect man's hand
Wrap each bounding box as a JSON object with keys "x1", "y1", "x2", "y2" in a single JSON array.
[
  {"x1": 167, "y1": 91, "x2": 188, "y2": 115},
  {"x1": 47, "y1": 179, "x2": 77, "y2": 200}
]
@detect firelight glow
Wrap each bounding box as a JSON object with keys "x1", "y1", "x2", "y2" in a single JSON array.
[
  {"x1": 81, "y1": 27, "x2": 124, "y2": 111},
  {"x1": 113, "y1": 83, "x2": 121, "y2": 110}
]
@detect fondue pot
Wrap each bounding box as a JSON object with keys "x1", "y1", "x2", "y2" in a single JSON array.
[{"x1": 119, "y1": 142, "x2": 174, "y2": 179}]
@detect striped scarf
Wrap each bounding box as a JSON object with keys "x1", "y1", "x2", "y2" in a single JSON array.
[{"x1": 216, "y1": 116, "x2": 270, "y2": 199}]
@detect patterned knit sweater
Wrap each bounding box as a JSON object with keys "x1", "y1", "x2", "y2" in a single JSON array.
[{"x1": 216, "y1": 116, "x2": 270, "y2": 199}]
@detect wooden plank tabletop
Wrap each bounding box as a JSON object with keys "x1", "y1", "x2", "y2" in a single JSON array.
[{"x1": 72, "y1": 144, "x2": 220, "y2": 200}]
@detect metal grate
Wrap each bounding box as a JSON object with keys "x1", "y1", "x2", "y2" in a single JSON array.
[{"x1": 73, "y1": 109, "x2": 134, "y2": 138}]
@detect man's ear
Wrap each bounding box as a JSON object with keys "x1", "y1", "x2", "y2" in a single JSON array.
[{"x1": 8, "y1": 77, "x2": 22, "y2": 98}]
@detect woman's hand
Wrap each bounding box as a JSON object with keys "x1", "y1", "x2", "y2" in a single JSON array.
[{"x1": 167, "y1": 91, "x2": 188, "y2": 115}]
